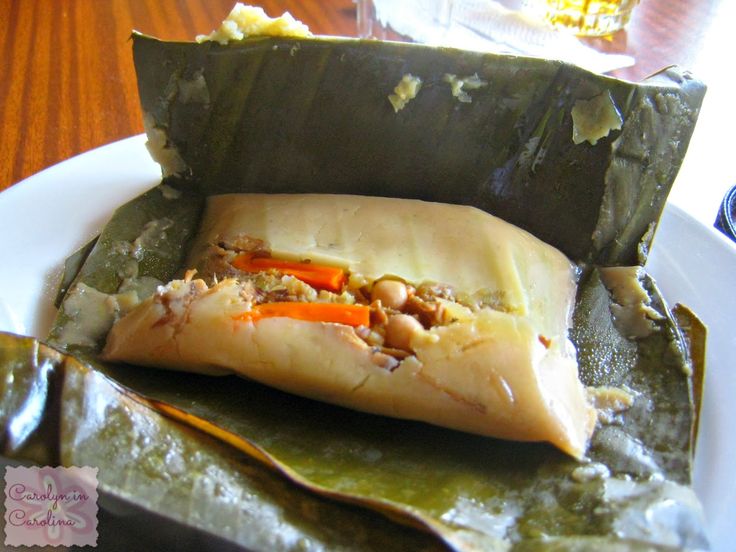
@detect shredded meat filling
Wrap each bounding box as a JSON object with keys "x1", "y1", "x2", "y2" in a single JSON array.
[
  {"x1": 193, "y1": 235, "x2": 500, "y2": 365},
  {"x1": 404, "y1": 295, "x2": 445, "y2": 328}
]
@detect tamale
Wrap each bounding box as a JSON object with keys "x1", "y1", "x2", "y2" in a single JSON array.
[{"x1": 102, "y1": 193, "x2": 596, "y2": 458}]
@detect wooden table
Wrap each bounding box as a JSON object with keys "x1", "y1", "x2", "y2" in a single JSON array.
[{"x1": 1, "y1": 0, "x2": 733, "y2": 224}]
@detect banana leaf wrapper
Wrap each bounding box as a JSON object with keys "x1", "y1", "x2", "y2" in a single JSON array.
[
  {"x1": 32, "y1": 34, "x2": 708, "y2": 550},
  {"x1": 132, "y1": 33, "x2": 705, "y2": 266},
  {"x1": 0, "y1": 333, "x2": 443, "y2": 552},
  {"x1": 38, "y1": 183, "x2": 707, "y2": 549},
  {"x1": 47, "y1": 181, "x2": 203, "y2": 349}
]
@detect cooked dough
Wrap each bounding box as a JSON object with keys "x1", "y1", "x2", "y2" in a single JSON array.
[{"x1": 103, "y1": 194, "x2": 596, "y2": 458}]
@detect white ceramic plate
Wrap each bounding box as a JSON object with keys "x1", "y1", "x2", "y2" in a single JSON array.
[{"x1": 0, "y1": 136, "x2": 733, "y2": 550}]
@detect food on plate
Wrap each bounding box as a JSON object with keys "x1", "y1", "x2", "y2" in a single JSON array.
[
  {"x1": 102, "y1": 193, "x2": 596, "y2": 458},
  {"x1": 2, "y1": 5, "x2": 708, "y2": 549},
  {"x1": 196, "y1": 3, "x2": 312, "y2": 44}
]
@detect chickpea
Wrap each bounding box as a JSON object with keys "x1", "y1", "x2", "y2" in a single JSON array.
[
  {"x1": 384, "y1": 314, "x2": 423, "y2": 351},
  {"x1": 371, "y1": 279, "x2": 408, "y2": 310}
]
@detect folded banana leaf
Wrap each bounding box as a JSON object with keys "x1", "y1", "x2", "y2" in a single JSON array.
[
  {"x1": 0, "y1": 333, "x2": 443, "y2": 551},
  {"x1": 14, "y1": 29, "x2": 709, "y2": 551},
  {"x1": 48, "y1": 180, "x2": 203, "y2": 351},
  {"x1": 133, "y1": 33, "x2": 705, "y2": 266}
]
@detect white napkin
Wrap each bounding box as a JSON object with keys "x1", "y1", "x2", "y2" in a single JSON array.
[{"x1": 369, "y1": 0, "x2": 634, "y2": 74}]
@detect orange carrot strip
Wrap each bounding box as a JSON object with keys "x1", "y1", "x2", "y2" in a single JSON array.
[
  {"x1": 236, "y1": 302, "x2": 370, "y2": 327},
  {"x1": 232, "y1": 254, "x2": 346, "y2": 292}
]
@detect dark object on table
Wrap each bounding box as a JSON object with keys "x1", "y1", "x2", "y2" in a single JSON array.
[{"x1": 715, "y1": 184, "x2": 736, "y2": 242}]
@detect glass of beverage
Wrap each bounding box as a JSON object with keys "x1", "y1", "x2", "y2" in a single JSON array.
[{"x1": 524, "y1": 0, "x2": 641, "y2": 36}]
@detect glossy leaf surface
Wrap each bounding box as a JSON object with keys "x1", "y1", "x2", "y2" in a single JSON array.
[{"x1": 133, "y1": 34, "x2": 705, "y2": 266}]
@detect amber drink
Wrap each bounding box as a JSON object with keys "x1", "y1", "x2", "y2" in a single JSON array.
[{"x1": 527, "y1": 0, "x2": 640, "y2": 36}]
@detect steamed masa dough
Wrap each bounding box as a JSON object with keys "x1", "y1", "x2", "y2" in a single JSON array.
[{"x1": 103, "y1": 194, "x2": 596, "y2": 458}]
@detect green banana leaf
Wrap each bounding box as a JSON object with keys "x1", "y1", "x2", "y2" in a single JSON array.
[
  {"x1": 0, "y1": 333, "x2": 443, "y2": 552},
  {"x1": 21, "y1": 29, "x2": 708, "y2": 551},
  {"x1": 133, "y1": 33, "x2": 705, "y2": 266},
  {"x1": 48, "y1": 180, "x2": 204, "y2": 351}
]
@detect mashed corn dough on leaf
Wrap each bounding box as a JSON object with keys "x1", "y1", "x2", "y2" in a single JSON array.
[
  {"x1": 132, "y1": 33, "x2": 705, "y2": 266},
  {"x1": 0, "y1": 333, "x2": 443, "y2": 552},
  {"x1": 103, "y1": 193, "x2": 595, "y2": 459},
  {"x1": 39, "y1": 182, "x2": 707, "y2": 548}
]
